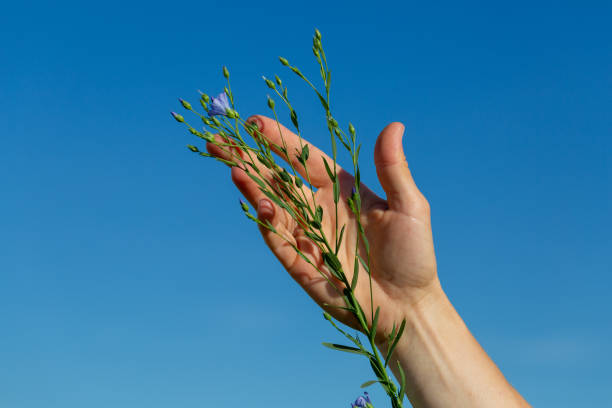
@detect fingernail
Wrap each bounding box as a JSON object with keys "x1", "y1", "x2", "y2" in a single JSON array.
[
  {"x1": 258, "y1": 198, "x2": 274, "y2": 218},
  {"x1": 248, "y1": 116, "x2": 263, "y2": 131}
]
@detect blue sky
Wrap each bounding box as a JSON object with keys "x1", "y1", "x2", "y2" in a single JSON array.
[{"x1": 1, "y1": 1, "x2": 610, "y2": 407}]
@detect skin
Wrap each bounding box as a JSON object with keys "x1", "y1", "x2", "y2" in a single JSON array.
[{"x1": 206, "y1": 115, "x2": 531, "y2": 408}]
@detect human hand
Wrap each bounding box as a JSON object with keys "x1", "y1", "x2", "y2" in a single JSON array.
[{"x1": 206, "y1": 115, "x2": 439, "y2": 343}]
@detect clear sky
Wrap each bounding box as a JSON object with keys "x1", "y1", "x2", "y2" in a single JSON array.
[{"x1": 1, "y1": 1, "x2": 610, "y2": 407}]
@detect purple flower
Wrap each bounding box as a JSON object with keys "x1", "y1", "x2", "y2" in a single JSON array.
[
  {"x1": 351, "y1": 392, "x2": 372, "y2": 408},
  {"x1": 171, "y1": 111, "x2": 185, "y2": 123},
  {"x1": 239, "y1": 199, "x2": 249, "y2": 212},
  {"x1": 208, "y1": 92, "x2": 231, "y2": 117}
]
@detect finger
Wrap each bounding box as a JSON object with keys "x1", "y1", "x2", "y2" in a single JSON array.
[
  {"x1": 231, "y1": 166, "x2": 268, "y2": 207},
  {"x1": 247, "y1": 115, "x2": 338, "y2": 188},
  {"x1": 209, "y1": 134, "x2": 316, "y2": 223},
  {"x1": 374, "y1": 122, "x2": 425, "y2": 214},
  {"x1": 205, "y1": 134, "x2": 243, "y2": 165},
  {"x1": 257, "y1": 198, "x2": 341, "y2": 303}
]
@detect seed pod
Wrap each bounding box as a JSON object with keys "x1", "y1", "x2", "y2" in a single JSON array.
[
  {"x1": 275, "y1": 75, "x2": 282, "y2": 86},
  {"x1": 222, "y1": 66, "x2": 230, "y2": 79},
  {"x1": 187, "y1": 145, "x2": 199, "y2": 152},
  {"x1": 267, "y1": 96, "x2": 275, "y2": 109},
  {"x1": 171, "y1": 112, "x2": 184, "y2": 123},
  {"x1": 264, "y1": 77, "x2": 276, "y2": 89},
  {"x1": 279, "y1": 57, "x2": 289, "y2": 66},
  {"x1": 179, "y1": 98, "x2": 192, "y2": 110},
  {"x1": 279, "y1": 169, "x2": 292, "y2": 183},
  {"x1": 239, "y1": 199, "x2": 249, "y2": 212}
]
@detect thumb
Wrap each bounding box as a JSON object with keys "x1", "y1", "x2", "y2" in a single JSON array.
[{"x1": 374, "y1": 122, "x2": 423, "y2": 213}]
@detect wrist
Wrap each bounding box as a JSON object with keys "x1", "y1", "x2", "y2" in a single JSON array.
[{"x1": 375, "y1": 278, "x2": 449, "y2": 349}]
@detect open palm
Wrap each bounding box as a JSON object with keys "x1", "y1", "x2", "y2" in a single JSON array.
[{"x1": 207, "y1": 115, "x2": 438, "y2": 341}]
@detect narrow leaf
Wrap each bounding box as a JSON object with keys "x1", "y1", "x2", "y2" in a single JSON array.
[
  {"x1": 351, "y1": 255, "x2": 359, "y2": 290},
  {"x1": 247, "y1": 173, "x2": 266, "y2": 189},
  {"x1": 322, "y1": 157, "x2": 336, "y2": 181},
  {"x1": 357, "y1": 254, "x2": 370, "y2": 274},
  {"x1": 385, "y1": 318, "x2": 406, "y2": 367},
  {"x1": 322, "y1": 342, "x2": 364, "y2": 355},
  {"x1": 370, "y1": 306, "x2": 380, "y2": 341},
  {"x1": 336, "y1": 224, "x2": 346, "y2": 252},
  {"x1": 360, "y1": 380, "x2": 379, "y2": 389},
  {"x1": 369, "y1": 356, "x2": 385, "y2": 380},
  {"x1": 397, "y1": 360, "x2": 407, "y2": 400},
  {"x1": 333, "y1": 181, "x2": 340, "y2": 204}
]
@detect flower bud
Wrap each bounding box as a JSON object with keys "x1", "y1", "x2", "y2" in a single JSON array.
[
  {"x1": 274, "y1": 75, "x2": 282, "y2": 86},
  {"x1": 239, "y1": 199, "x2": 249, "y2": 212},
  {"x1": 315, "y1": 28, "x2": 322, "y2": 40},
  {"x1": 279, "y1": 169, "x2": 291, "y2": 183},
  {"x1": 179, "y1": 98, "x2": 192, "y2": 110},
  {"x1": 263, "y1": 77, "x2": 276, "y2": 89},
  {"x1": 212, "y1": 117, "x2": 221, "y2": 127},
  {"x1": 171, "y1": 112, "x2": 184, "y2": 122},
  {"x1": 198, "y1": 91, "x2": 210, "y2": 104},
  {"x1": 295, "y1": 177, "x2": 303, "y2": 188},
  {"x1": 279, "y1": 56, "x2": 289, "y2": 66},
  {"x1": 349, "y1": 123, "x2": 356, "y2": 136},
  {"x1": 222, "y1": 66, "x2": 230, "y2": 79},
  {"x1": 187, "y1": 144, "x2": 199, "y2": 152},
  {"x1": 203, "y1": 131, "x2": 214, "y2": 142},
  {"x1": 328, "y1": 116, "x2": 338, "y2": 128},
  {"x1": 267, "y1": 96, "x2": 275, "y2": 109},
  {"x1": 313, "y1": 46, "x2": 320, "y2": 57}
]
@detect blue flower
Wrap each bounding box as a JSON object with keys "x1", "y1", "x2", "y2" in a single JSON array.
[
  {"x1": 208, "y1": 92, "x2": 231, "y2": 117},
  {"x1": 351, "y1": 392, "x2": 372, "y2": 408}
]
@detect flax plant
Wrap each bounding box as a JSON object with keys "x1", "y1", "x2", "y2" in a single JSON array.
[{"x1": 172, "y1": 30, "x2": 407, "y2": 408}]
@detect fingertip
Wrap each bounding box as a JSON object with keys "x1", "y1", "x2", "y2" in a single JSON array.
[
  {"x1": 230, "y1": 166, "x2": 247, "y2": 183},
  {"x1": 246, "y1": 115, "x2": 265, "y2": 132},
  {"x1": 374, "y1": 121, "x2": 406, "y2": 166},
  {"x1": 257, "y1": 198, "x2": 275, "y2": 220}
]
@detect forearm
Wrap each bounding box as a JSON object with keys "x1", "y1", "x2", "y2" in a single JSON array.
[{"x1": 378, "y1": 281, "x2": 530, "y2": 408}]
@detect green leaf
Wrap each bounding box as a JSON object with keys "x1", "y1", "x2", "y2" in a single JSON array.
[
  {"x1": 360, "y1": 380, "x2": 379, "y2": 389},
  {"x1": 301, "y1": 143, "x2": 309, "y2": 162},
  {"x1": 388, "y1": 322, "x2": 397, "y2": 343},
  {"x1": 385, "y1": 318, "x2": 406, "y2": 367},
  {"x1": 317, "y1": 93, "x2": 329, "y2": 111},
  {"x1": 322, "y1": 342, "x2": 365, "y2": 355},
  {"x1": 333, "y1": 181, "x2": 340, "y2": 204},
  {"x1": 290, "y1": 109, "x2": 299, "y2": 130},
  {"x1": 336, "y1": 224, "x2": 346, "y2": 253},
  {"x1": 369, "y1": 356, "x2": 385, "y2": 380},
  {"x1": 322, "y1": 157, "x2": 336, "y2": 182},
  {"x1": 370, "y1": 306, "x2": 380, "y2": 341},
  {"x1": 397, "y1": 360, "x2": 406, "y2": 400},
  {"x1": 247, "y1": 173, "x2": 266, "y2": 189},
  {"x1": 357, "y1": 254, "x2": 370, "y2": 274},
  {"x1": 315, "y1": 205, "x2": 323, "y2": 222},
  {"x1": 305, "y1": 230, "x2": 325, "y2": 243},
  {"x1": 351, "y1": 255, "x2": 359, "y2": 290},
  {"x1": 322, "y1": 251, "x2": 344, "y2": 281}
]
